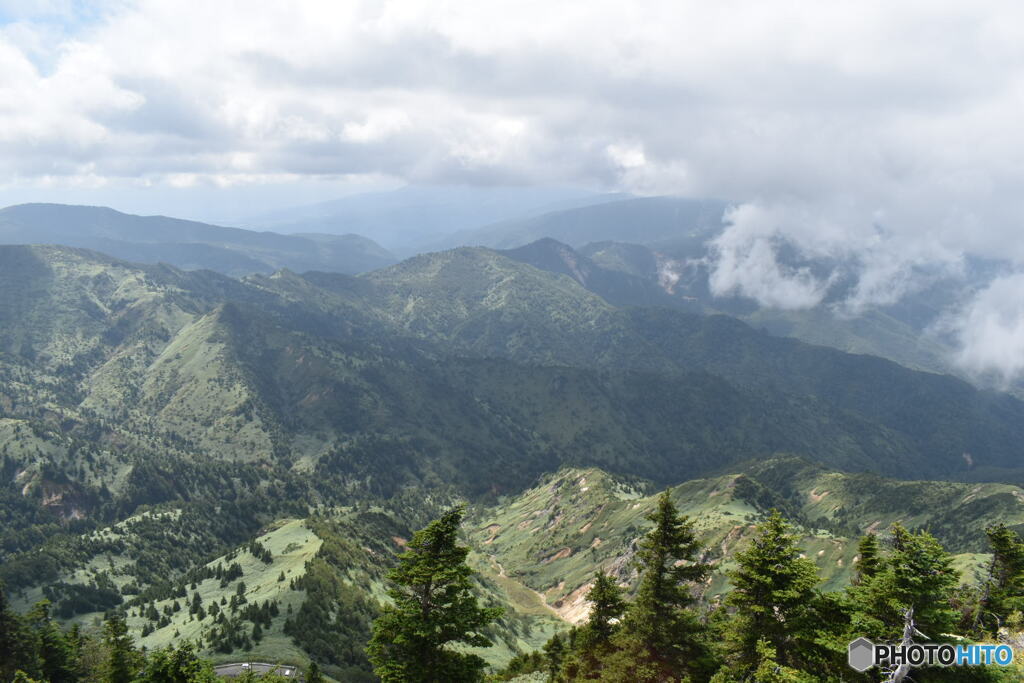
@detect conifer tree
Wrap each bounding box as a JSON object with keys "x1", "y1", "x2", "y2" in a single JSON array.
[
  {"x1": 856, "y1": 532, "x2": 882, "y2": 583},
  {"x1": 726, "y1": 509, "x2": 819, "y2": 673},
  {"x1": 563, "y1": 573, "x2": 627, "y2": 679},
  {"x1": 1, "y1": 582, "x2": 37, "y2": 682},
  {"x1": 603, "y1": 491, "x2": 714, "y2": 680},
  {"x1": 983, "y1": 523, "x2": 1024, "y2": 629},
  {"x1": 853, "y1": 524, "x2": 959, "y2": 641},
  {"x1": 26, "y1": 600, "x2": 75, "y2": 683},
  {"x1": 876, "y1": 524, "x2": 954, "y2": 643},
  {"x1": 582, "y1": 572, "x2": 625, "y2": 646},
  {"x1": 102, "y1": 613, "x2": 140, "y2": 683},
  {"x1": 366, "y1": 505, "x2": 502, "y2": 682},
  {"x1": 543, "y1": 633, "x2": 565, "y2": 681}
]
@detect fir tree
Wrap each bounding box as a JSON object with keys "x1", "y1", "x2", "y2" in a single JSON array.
[
  {"x1": 0, "y1": 582, "x2": 37, "y2": 682},
  {"x1": 854, "y1": 523, "x2": 959, "y2": 641},
  {"x1": 582, "y1": 572, "x2": 625, "y2": 646},
  {"x1": 27, "y1": 601, "x2": 75, "y2": 683},
  {"x1": 102, "y1": 613, "x2": 139, "y2": 683},
  {"x1": 604, "y1": 491, "x2": 715, "y2": 680},
  {"x1": 543, "y1": 633, "x2": 565, "y2": 681},
  {"x1": 629, "y1": 492, "x2": 710, "y2": 636},
  {"x1": 726, "y1": 509, "x2": 820, "y2": 674},
  {"x1": 856, "y1": 532, "x2": 882, "y2": 583},
  {"x1": 983, "y1": 523, "x2": 1024, "y2": 630},
  {"x1": 366, "y1": 505, "x2": 502, "y2": 682},
  {"x1": 562, "y1": 573, "x2": 626, "y2": 679}
]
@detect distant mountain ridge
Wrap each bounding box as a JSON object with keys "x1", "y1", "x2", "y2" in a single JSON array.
[
  {"x1": 241, "y1": 185, "x2": 627, "y2": 253},
  {"x1": 0, "y1": 203, "x2": 397, "y2": 276},
  {"x1": 435, "y1": 195, "x2": 729, "y2": 251}
]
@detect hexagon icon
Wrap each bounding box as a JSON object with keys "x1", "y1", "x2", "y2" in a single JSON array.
[{"x1": 848, "y1": 637, "x2": 875, "y2": 672}]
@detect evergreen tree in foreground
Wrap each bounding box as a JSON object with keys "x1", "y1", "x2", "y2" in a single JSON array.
[
  {"x1": 562, "y1": 572, "x2": 626, "y2": 678},
  {"x1": 597, "y1": 491, "x2": 716, "y2": 681},
  {"x1": 852, "y1": 523, "x2": 959, "y2": 642},
  {"x1": 26, "y1": 600, "x2": 77, "y2": 683},
  {"x1": 103, "y1": 612, "x2": 140, "y2": 683},
  {"x1": 982, "y1": 523, "x2": 1024, "y2": 631},
  {"x1": 1, "y1": 581, "x2": 38, "y2": 682},
  {"x1": 724, "y1": 509, "x2": 820, "y2": 676},
  {"x1": 366, "y1": 505, "x2": 502, "y2": 682},
  {"x1": 581, "y1": 572, "x2": 625, "y2": 647}
]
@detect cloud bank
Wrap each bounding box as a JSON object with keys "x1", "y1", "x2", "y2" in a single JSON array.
[{"x1": 4, "y1": 1, "x2": 1024, "y2": 379}]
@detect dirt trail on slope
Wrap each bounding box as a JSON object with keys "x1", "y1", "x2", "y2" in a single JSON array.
[{"x1": 489, "y1": 557, "x2": 569, "y2": 622}]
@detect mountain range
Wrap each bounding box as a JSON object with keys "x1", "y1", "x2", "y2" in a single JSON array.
[
  {"x1": 3, "y1": 203, "x2": 1024, "y2": 677},
  {"x1": 2, "y1": 198, "x2": 1001, "y2": 395},
  {"x1": 0, "y1": 203, "x2": 397, "y2": 277}
]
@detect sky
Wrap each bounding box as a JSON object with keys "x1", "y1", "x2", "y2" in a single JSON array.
[{"x1": 3, "y1": 1, "x2": 1024, "y2": 380}]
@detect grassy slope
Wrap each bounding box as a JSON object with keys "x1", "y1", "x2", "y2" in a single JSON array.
[
  {"x1": 135, "y1": 519, "x2": 321, "y2": 665},
  {"x1": 470, "y1": 459, "x2": 1024, "y2": 622}
]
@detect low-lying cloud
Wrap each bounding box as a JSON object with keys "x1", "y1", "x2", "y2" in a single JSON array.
[
  {"x1": 706, "y1": 200, "x2": 966, "y2": 314},
  {"x1": 942, "y1": 274, "x2": 1024, "y2": 387}
]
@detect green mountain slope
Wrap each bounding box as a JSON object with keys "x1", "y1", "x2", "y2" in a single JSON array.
[
  {"x1": 470, "y1": 456, "x2": 1024, "y2": 620},
  {"x1": 5, "y1": 243, "x2": 1024, "y2": 513},
  {"x1": 7, "y1": 243, "x2": 1024, "y2": 674}
]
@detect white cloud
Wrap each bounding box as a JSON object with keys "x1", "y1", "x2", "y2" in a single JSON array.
[
  {"x1": 946, "y1": 274, "x2": 1024, "y2": 386},
  {"x1": 0, "y1": 0, "x2": 1016, "y2": 206},
  {"x1": 708, "y1": 203, "x2": 835, "y2": 310},
  {"x1": 4, "y1": 1, "x2": 1024, "y2": 375}
]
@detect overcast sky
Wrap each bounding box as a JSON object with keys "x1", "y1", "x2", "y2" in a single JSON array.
[{"x1": 3, "y1": 0, "x2": 1024, "y2": 380}]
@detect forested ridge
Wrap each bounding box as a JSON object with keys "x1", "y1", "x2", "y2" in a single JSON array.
[{"x1": 5, "y1": 244, "x2": 1024, "y2": 679}]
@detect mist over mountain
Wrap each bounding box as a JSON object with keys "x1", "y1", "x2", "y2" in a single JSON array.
[
  {"x1": 240, "y1": 185, "x2": 627, "y2": 253},
  {"x1": 436, "y1": 195, "x2": 727, "y2": 252},
  {"x1": 468, "y1": 198, "x2": 1020, "y2": 392}
]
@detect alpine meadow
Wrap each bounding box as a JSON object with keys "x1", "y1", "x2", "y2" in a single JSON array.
[{"x1": 5, "y1": 3, "x2": 1024, "y2": 682}]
